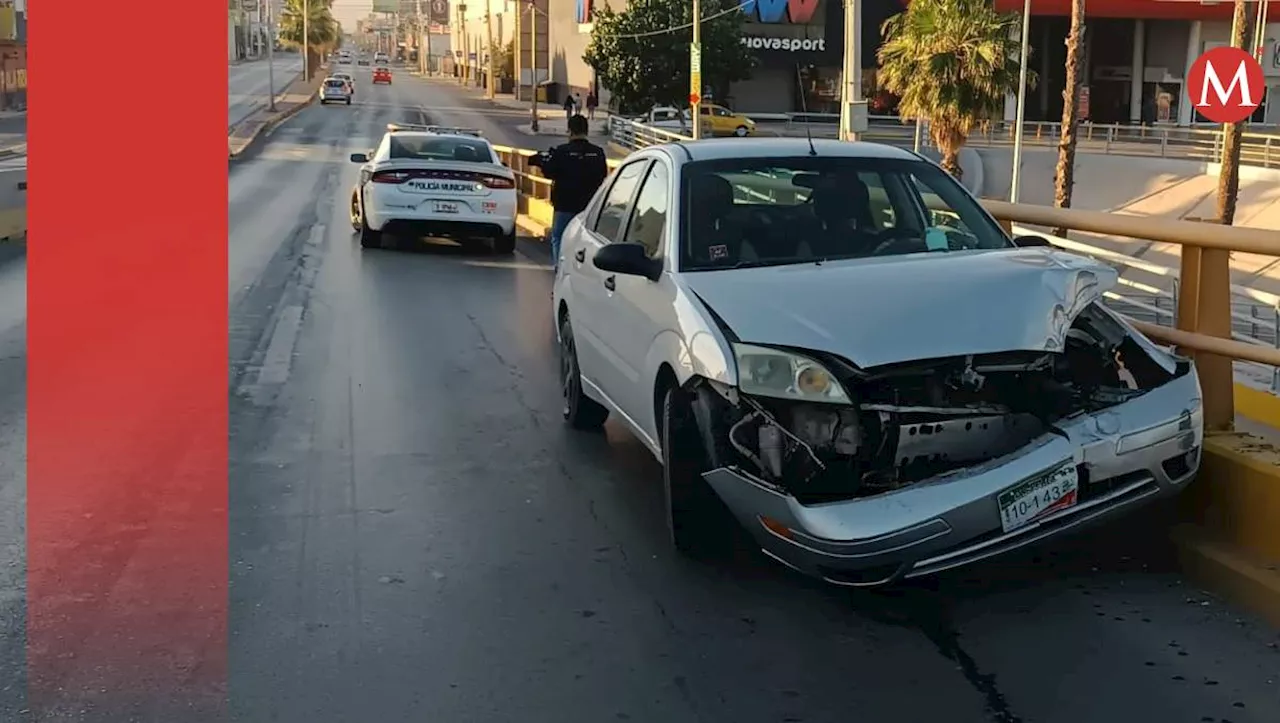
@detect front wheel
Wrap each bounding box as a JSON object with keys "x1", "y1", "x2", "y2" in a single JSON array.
[
  {"x1": 349, "y1": 190, "x2": 362, "y2": 231},
  {"x1": 662, "y1": 387, "x2": 734, "y2": 557},
  {"x1": 734, "y1": 125, "x2": 749, "y2": 137}
]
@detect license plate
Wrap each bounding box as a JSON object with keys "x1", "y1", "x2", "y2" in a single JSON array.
[
  {"x1": 997, "y1": 462, "x2": 1079, "y2": 533},
  {"x1": 433, "y1": 201, "x2": 459, "y2": 214}
]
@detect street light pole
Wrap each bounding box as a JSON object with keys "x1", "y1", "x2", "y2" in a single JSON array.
[
  {"x1": 1254, "y1": 0, "x2": 1270, "y2": 61},
  {"x1": 302, "y1": 0, "x2": 310, "y2": 81},
  {"x1": 485, "y1": 0, "x2": 496, "y2": 99},
  {"x1": 266, "y1": 0, "x2": 276, "y2": 111},
  {"x1": 1010, "y1": 0, "x2": 1032, "y2": 203},
  {"x1": 691, "y1": 0, "x2": 702, "y2": 139},
  {"x1": 530, "y1": 1, "x2": 539, "y2": 132}
]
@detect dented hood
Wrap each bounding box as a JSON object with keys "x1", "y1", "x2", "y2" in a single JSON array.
[{"x1": 683, "y1": 248, "x2": 1118, "y2": 370}]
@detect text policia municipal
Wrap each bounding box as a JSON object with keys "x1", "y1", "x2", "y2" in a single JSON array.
[{"x1": 741, "y1": 36, "x2": 826, "y2": 52}]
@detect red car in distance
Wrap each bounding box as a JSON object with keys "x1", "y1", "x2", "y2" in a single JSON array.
[{"x1": 372, "y1": 67, "x2": 392, "y2": 85}]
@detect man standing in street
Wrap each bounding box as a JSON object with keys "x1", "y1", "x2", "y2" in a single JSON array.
[{"x1": 529, "y1": 114, "x2": 609, "y2": 273}]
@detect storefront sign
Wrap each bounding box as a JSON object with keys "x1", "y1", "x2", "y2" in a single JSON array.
[{"x1": 740, "y1": 36, "x2": 826, "y2": 52}]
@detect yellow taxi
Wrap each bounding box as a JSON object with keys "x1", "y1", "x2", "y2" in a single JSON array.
[{"x1": 696, "y1": 104, "x2": 757, "y2": 137}]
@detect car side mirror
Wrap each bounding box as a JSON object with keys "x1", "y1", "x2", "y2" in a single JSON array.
[
  {"x1": 1013, "y1": 234, "x2": 1054, "y2": 248},
  {"x1": 593, "y1": 243, "x2": 661, "y2": 281},
  {"x1": 350, "y1": 153, "x2": 368, "y2": 163}
]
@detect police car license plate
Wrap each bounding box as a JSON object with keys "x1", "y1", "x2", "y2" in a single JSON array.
[{"x1": 433, "y1": 201, "x2": 459, "y2": 214}]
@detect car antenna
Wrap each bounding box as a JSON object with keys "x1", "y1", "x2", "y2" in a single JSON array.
[{"x1": 795, "y1": 64, "x2": 817, "y2": 156}]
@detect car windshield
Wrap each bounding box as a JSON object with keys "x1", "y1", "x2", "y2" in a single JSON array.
[
  {"x1": 388, "y1": 136, "x2": 492, "y2": 163},
  {"x1": 679, "y1": 156, "x2": 1011, "y2": 271}
]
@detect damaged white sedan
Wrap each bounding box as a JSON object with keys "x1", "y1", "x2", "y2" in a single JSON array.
[{"x1": 552, "y1": 138, "x2": 1203, "y2": 587}]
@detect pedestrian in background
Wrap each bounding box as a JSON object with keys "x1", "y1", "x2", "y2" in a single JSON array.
[
  {"x1": 563, "y1": 94, "x2": 576, "y2": 122},
  {"x1": 528, "y1": 114, "x2": 609, "y2": 275},
  {"x1": 585, "y1": 91, "x2": 598, "y2": 120}
]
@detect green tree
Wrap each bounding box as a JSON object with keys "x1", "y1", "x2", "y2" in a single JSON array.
[
  {"x1": 278, "y1": 0, "x2": 341, "y2": 80},
  {"x1": 584, "y1": 0, "x2": 756, "y2": 116},
  {"x1": 877, "y1": 0, "x2": 1030, "y2": 179}
]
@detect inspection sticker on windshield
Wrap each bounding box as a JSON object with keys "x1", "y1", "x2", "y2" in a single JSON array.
[
  {"x1": 709, "y1": 244, "x2": 728, "y2": 261},
  {"x1": 997, "y1": 461, "x2": 1079, "y2": 533}
]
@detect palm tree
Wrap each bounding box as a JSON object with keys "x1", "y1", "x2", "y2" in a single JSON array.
[
  {"x1": 278, "y1": 0, "x2": 340, "y2": 80},
  {"x1": 1052, "y1": 0, "x2": 1085, "y2": 236},
  {"x1": 1216, "y1": 0, "x2": 1254, "y2": 225},
  {"x1": 877, "y1": 0, "x2": 1030, "y2": 180}
]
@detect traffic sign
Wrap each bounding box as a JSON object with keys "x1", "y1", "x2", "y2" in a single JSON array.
[
  {"x1": 689, "y1": 92, "x2": 700, "y2": 105},
  {"x1": 1187, "y1": 46, "x2": 1264, "y2": 124}
]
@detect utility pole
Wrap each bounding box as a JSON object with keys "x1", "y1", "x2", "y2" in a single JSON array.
[
  {"x1": 1010, "y1": 0, "x2": 1032, "y2": 203},
  {"x1": 416, "y1": 0, "x2": 426, "y2": 75},
  {"x1": 690, "y1": 0, "x2": 702, "y2": 139},
  {"x1": 1254, "y1": 0, "x2": 1270, "y2": 62},
  {"x1": 485, "y1": 0, "x2": 496, "y2": 99},
  {"x1": 530, "y1": 1, "x2": 540, "y2": 132},
  {"x1": 838, "y1": 0, "x2": 863, "y2": 141},
  {"x1": 302, "y1": 0, "x2": 310, "y2": 81},
  {"x1": 514, "y1": 0, "x2": 522, "y2": 100},
  {"x1": 266, "y1": 0, "x2": 276, "y2": 111}
]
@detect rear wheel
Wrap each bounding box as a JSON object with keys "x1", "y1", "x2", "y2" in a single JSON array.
[
  {"x1": 493, "y1": 228, "x2": 516, "y2": 255},
  {"x1": 560, "y1": 317, "x2": 608, "y2": 430},
  {"x1": 349, "y1": 190, "x2": 362, "y2": 231},
  {"x1": 358, "y1": 200, "x2": 383, "y2": 249},
  {"x1": 662, "y1": 387, "x2": 734, "y2": 558}
]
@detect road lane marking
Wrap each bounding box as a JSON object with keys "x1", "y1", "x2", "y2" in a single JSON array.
[{"x1": 256, "y1": 304, "x2": 304, "y2": 388}]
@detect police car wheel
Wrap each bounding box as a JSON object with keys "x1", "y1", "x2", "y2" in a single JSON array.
[
  {"x1": 349, "y1": 191, "x2": 362, "y2": 231},
  {"x1": 493, "y1": 229, "x2": 516, "y2": 255}
]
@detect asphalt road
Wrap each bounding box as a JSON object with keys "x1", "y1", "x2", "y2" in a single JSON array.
[
  {"x1": 0, "y1": 68, "x2": 1275, "y2": 722},
  {"x1": 229, "y1": 54, "x2": 304, "y2": 129},
  {"x1": 222, "y1": 71, "x2": 1280, "y2": 722}
]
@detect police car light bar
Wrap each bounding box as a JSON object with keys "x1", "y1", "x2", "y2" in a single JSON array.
[{"x1": 385, "y1": 123, "x2": 484, "y2": 137}]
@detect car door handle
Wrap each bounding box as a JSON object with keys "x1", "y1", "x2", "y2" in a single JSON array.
[
  {"x1": 575, "y1": 248, "x2": 585, "y2": 263},
  {"x1": 603, "y1": 275, "x2": 616, "y2": 292}
]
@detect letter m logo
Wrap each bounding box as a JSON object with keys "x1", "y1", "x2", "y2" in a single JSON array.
[{"x1": 1196, "y1": 58, "x2": 1258, "y2": 108}]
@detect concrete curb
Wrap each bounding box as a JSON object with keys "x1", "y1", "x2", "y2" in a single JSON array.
[
  {"x1": 228, "y1": 87, "x2": 319, "y2": 159},
  {"x1": 1172, "y1": 524, "x2": 1280, "y2": 629}
]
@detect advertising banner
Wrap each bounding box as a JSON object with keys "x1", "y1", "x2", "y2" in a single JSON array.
[
  {"x1": 372, "y1": 0, "x2": 400, "y2": 14},
  {"x1": 429, "y1": 0, "x2": 450, "y2": 26}
]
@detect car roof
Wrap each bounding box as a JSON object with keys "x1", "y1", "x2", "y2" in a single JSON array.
[{"x1": 640, "y1": 138, "x2": 921, "y2": 163}]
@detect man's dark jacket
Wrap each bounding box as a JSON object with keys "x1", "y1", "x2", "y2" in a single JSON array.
[{"x1": 535, "y1": 138, "x2": 609, "y2": 214}]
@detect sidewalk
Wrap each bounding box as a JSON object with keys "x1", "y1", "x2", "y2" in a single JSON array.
[
  {"x1": 435, "y1": 77, "x2": 613, "y2": 138},
  {"x1": 228, "y1": 71, "x2": 325, "y2": 157}
]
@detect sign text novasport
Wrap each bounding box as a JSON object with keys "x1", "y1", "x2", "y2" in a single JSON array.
[{"x1": 741, "y1": 36, "x2": 826, "y2": 52}]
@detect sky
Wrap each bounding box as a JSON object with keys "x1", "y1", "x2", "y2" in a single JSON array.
[{"x1": 330, "y1": 1, "x2": 373, "y2": 34}]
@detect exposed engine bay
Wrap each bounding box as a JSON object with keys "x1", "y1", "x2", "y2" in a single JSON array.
[{"x1": 693, "y1": 304, "x2": 1188, "y2": 504}]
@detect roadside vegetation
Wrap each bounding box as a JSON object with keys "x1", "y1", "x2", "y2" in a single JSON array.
[{"x1": 278, "y1": 0, "x2": 341, "y2": 82}]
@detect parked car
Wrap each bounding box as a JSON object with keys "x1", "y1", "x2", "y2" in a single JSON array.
[{"x1": 552, "y1": 137, "x2": 1204, "y2": 587}]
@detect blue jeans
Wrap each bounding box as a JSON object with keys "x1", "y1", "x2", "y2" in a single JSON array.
[{"x1": 550, "y1": 211, "x2": 575, "y2": 271}]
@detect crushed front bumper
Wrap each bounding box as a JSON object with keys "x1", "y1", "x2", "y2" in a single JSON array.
[{"x1": 702, "y1": 366, "x2": 1204, "y2": 587}]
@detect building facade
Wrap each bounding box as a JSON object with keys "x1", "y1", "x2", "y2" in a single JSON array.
[{"x1": 542, "y1": 0, "x2": 1277, "y2": 124}]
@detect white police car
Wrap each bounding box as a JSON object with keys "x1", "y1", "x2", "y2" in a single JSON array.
[{"x1": 349, "y1": 124, "x2": 518, "y2": 253}]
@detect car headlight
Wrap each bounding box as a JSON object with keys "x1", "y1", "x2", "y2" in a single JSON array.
[{"x1": 733, "y1": 343, "x2": 851, "y2": 404}]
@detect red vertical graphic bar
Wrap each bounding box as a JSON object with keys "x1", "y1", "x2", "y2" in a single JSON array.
[{"x1": 27, "y1": 0, "x2": 228, "y2": 718}]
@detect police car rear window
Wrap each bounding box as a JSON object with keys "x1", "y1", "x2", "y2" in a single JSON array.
[{"x1": 389, "y1": 137, "x2": 491, "y2": 162}]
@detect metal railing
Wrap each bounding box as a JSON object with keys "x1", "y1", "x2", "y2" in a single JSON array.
[
  {"x1": 499, "y1": 128, "x2": 1280, "y2": 430},
  {"x1": 631, "y1": 111, "x2": 1280, "y2": 168}
]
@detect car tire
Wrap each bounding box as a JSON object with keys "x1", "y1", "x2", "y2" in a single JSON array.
[
  {"x1": 560, "y1": 317, "x2": 608, "y2": 431},
  {"x1": 349, "y1": 190, "x2": 362, "y2": 231},
  {"x1": 359, "y1": 205, "x2": 383, "y2": 249},
  {"x1": 493, "y1": 229, "x2": 517, "y2": 255},
  {"x1": 734, "y1": 125, "x2": 749, "y2": 137},
  {"x1": 662, "y1": 386, "x2": 734, "y2": 558}
]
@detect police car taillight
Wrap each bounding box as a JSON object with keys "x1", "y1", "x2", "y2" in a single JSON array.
[
  {"x1": 481, "y1": 176, "x2": 514, "y2": 189},
  {"x1": 372, "y1": 171, "x2": 411, "y2": 183}
]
